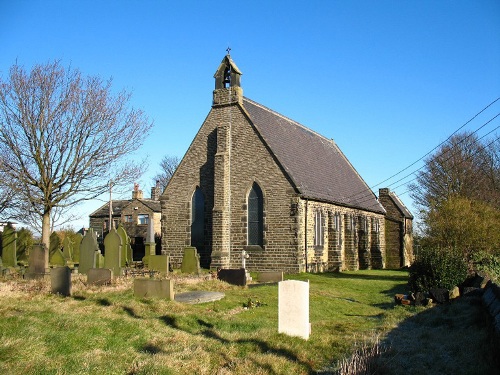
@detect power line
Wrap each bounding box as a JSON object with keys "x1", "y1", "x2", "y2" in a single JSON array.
[{"x1": 344, "y1": 97, "x2": 500, "y2": 203}]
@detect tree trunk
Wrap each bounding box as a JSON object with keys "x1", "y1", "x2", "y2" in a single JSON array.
[{"x1": 42, "y1": 211, "x2": 51, "y2": 271}]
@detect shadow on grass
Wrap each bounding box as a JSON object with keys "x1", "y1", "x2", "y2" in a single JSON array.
[
  {"x1": 96, "y1": 298, "x2": 112, "y2": 306},
  {"x1": 159, "y1": 315, "x2": 314, "y2": 374},
  {"x1": 123, "y1": 306, "x2": 142, "y2": 319},
  {"x1": 72, "y1": 295, "x2": 86, "y2": 301},
  {"x1": 377, "y1": 296, "x2": 500, "y2": 374},
  {"x1": 140, "y1": 343, "x2": 164, "y2": 355}
]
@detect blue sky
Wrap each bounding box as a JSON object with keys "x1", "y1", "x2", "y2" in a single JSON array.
[{"x1": 1, "y1": 0, "x2": 499, "y2": 231}]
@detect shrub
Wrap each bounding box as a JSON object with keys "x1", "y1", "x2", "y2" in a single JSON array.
[
  {"x1": 472, "y1": 251, "x2": 500, "y2": 283},
  {"x1": 408, "y1": 247, "x2": 468, "y2": 293}
]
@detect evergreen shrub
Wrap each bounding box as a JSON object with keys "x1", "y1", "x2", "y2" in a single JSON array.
[{"x1": 409, "y1": 247, "x2": 468, "y2": 292}]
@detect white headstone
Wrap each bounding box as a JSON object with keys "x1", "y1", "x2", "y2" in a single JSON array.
[{"x1": 278, "y1": 280, "x2": 310, "y2": 340}]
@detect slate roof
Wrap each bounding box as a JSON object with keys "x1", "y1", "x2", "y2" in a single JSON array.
[
  {"x1": 89, "y1": 199, "x2": 161, "y2": 218},
  {"x1": 242, "y1": 97, "x2": 385, "y2": 214}
]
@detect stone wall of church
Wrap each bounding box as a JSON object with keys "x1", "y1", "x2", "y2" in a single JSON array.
[
  {"x1": 378, "y1": 189, "x2": 413, "y2": 268},
  {"x1": 296, "y1": 199, "x2": 386, "y2": 272},
  {"x1": 161, "y1": 97, "x2": 387, "y2": 273},
  {"x1": 161, "y1": 101, "x2": 304, "y2": 272}
]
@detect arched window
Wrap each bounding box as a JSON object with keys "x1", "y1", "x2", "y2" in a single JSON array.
[
  {"x1": 248, "y1": 182, "x2": 264, "y2": 246},
  {"x1": 191, "y1": 187, "x2": 205, "y2": 248}
]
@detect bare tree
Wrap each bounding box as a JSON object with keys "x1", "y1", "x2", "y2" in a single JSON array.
[
  {"x1": 153, "y1": 155, "x2": 180, "y2": 191},
  {"x1": 0, "y1": 61, "x2": 152, "y2": 267}
]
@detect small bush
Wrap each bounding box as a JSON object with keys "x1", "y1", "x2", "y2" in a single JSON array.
[
  {"x1": 472, "y1": 251, "x2": 500, "y2": 283},
  {"x1": 408, "y1": 247, "x2": 468, "y2": 293}
]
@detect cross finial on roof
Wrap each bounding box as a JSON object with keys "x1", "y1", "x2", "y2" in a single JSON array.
[{"x1": 226, "y1": 46, "x2": 231, "y2": 55}]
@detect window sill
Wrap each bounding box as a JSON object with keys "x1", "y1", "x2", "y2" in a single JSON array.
[{"x1": 244, "y1": 245, "x2": 265, "y2": 253}]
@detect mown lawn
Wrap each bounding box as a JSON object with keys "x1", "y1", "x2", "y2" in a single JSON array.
[{"x1": 0, "y1": 270, "x2": 496, "y2": 374}]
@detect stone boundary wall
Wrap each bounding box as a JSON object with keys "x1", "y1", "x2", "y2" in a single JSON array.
[{"x1": 482, "y1": 282, "x2": 500, "y2": 339}]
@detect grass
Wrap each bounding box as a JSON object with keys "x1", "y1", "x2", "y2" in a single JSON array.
[{"x1": 0, "y1": 270, "x2": 496, "y2": 374}]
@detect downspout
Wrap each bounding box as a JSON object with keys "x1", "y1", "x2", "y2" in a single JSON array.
[{"x1": 305, "y1": 199, "x2": 308, "y2": 272}]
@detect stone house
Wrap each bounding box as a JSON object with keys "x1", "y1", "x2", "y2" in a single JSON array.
[
  {"x1": 161, "y1": 53, "x2": 406, "y2": 273},
  {"x1": 89, "y1": 184, "x2": 161, "y2": 259},
  {"x1": 378, "y1": 188, "x2": 414, "y2": 268}
]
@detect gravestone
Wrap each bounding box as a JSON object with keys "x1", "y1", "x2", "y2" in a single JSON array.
[
  {"x1": 117, "y1": 225, "x2": 132, "y2": 267},
  {"x1": 62, "y1": 237, "x2": 73, "y2": 262},
  {"x1": 51, "y1": 266, "x2": 72, "y2": 296},
  {"x1": 181, "y1": 247, "x2": 200, "y2": 274},
  {"x1": 73, "y1": 233, "x2": 83, "y2": 264},
  {"x1": 50, "y1": 248, "x2": 66, "y2": 266},
  {"x1": 148, "y1": 255, "x2": 170, "y2": 275},
  {"x1": 96, "y1": 252, "x2": 105, "y2": 268},
  {"x1": 217, "y1": 268, "x2": 247, "y2": 286},
  {"x1": 258, "y1": 271, "x2": 284, "y2": 283},
  {"x1": 104, "y1": 228, "x2": 122, "y2": 277},
  {"x1": 79, "y1": 229, "x2": 100, "y2": 275},
  {"x1": 278, "y1": 280, "x2": 310, "y2": 340},
  {"x1": 49, "y1": 232, "x2": 61, "y2": 259},
  {"x1": 25, "y1": 244, "x2": 47, "y2": 279},
  {"x1": 87, "y1": 268, "x2": 112, "y2": 286},
  {"x1": 175, "y1": 291, "x2": 225, "y2": 304},
  {"x1": 142, "y1": 218, "x2": 156, "y2": 267},
  {"x1": 134, "y1": 278, "x2": 174, "y2": 300},
  {"x1": 1, "y1": 224, "x2": 17, "y2": 267}
]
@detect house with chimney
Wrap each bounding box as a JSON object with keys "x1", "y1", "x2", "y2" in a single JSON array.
[
  {"x1": 159, "y1": 53, "x2": 415, "y2": 273},
  {"x1": 89, "y1": 183, "x2": 161, "y2": 259}
]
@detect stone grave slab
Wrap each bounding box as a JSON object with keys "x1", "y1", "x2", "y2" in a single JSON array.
[
  {"x1": 134, "y1": 278, "x2": 174, "y2": 300},
  {"x1": 148, "y1": 255, "x2": 170, "y2": 275},
  {"x1": 258, "y1": 271, "x2": 284, "y2": 283},
  {"x1": 51, "y1": 266, "x2": 72, "y2": 296},
  {"x1": 181, "y1": 247, "x2": 200, "y2": 274},
  {"x1": 174, "y1": 291, "x2": 225, "y2": 304},
  {"x1": 278, "y1": 280, "x2": 310, "y2": 340},
  {"x1": 88, "y1": 268, "x2": 112, "y2": 286},
  {"x1": 218, "y1": 268, "x2": 246, "y2": 286}
]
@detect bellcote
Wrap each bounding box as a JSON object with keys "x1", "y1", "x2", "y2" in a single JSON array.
[{"x1": 213, "y1": 53, "x2": 243, "y2": 106}]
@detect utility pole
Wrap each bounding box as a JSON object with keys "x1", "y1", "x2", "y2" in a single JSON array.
[{"x1": 108, "y1": 180, "x2": 113, "y2": 232}]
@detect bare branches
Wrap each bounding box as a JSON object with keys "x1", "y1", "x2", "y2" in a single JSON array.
[
  {"x1": 0, "y1": 60, "x2": 152, "y2": 245},
  {"x1": 152, "y1": 155, "x2": 180, "y2": 191}
]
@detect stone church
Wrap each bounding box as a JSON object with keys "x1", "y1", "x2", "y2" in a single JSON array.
[{"x1": 161, "y1": 53, "x2": 409, "y2": 273}]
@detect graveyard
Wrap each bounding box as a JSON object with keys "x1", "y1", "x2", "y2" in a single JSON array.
[{"x1": 0, "y1": 224, "x2": 498, "y2": 374}]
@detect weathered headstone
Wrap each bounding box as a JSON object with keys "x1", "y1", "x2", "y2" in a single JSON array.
[
  {"x1": 1, "y1": 224, "x2": 17, "y2": 267},
  {"x1": 87, "y1": 268, "x2": 112, "y2": 286},
  {"x1": 117, "y1": 225, "x2": 132, "y2": 267},
  {"x1": 62, "y1": 236, "x2": 73, "y2": 262},
  {"x1": 148, "y1": 255, "x2": 170, "y2": 275},
  {"x1": 50, "y1": 248, "x2": 66, "y2": 266},
  {"x1": 258, "y1": 271, "x2": 284, "y2": 283},
  {"x1": 218, "y1": 268, "x2": 247, "y2": 286},
  {"x1": 181, "y1": 247, "x2": 200, "y2": 274},
  {"x1": 79, "y1": 229, "x2": 100, "y2": 275},
  {"x1": 51, "y1": 266, "x2": 72, "y2": 296},
  {"x1": 133, "y1": 278, "x2": 174, "y2": 300},
  {"x1": 49, "y1": 232, "x2": 61, "y2": 259},
  {"x1": 25, "y1": 244, "x2": 47, "y2": 279},
  {"x1": 104, "y1": 228, "x2": 122, "y2": 277},
  {"x1": 73, "y1": 233, "x2": 83, "y2": 264},
  {"x1": 278, "y1": 280, "x2": 310, "y2": 340}
]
